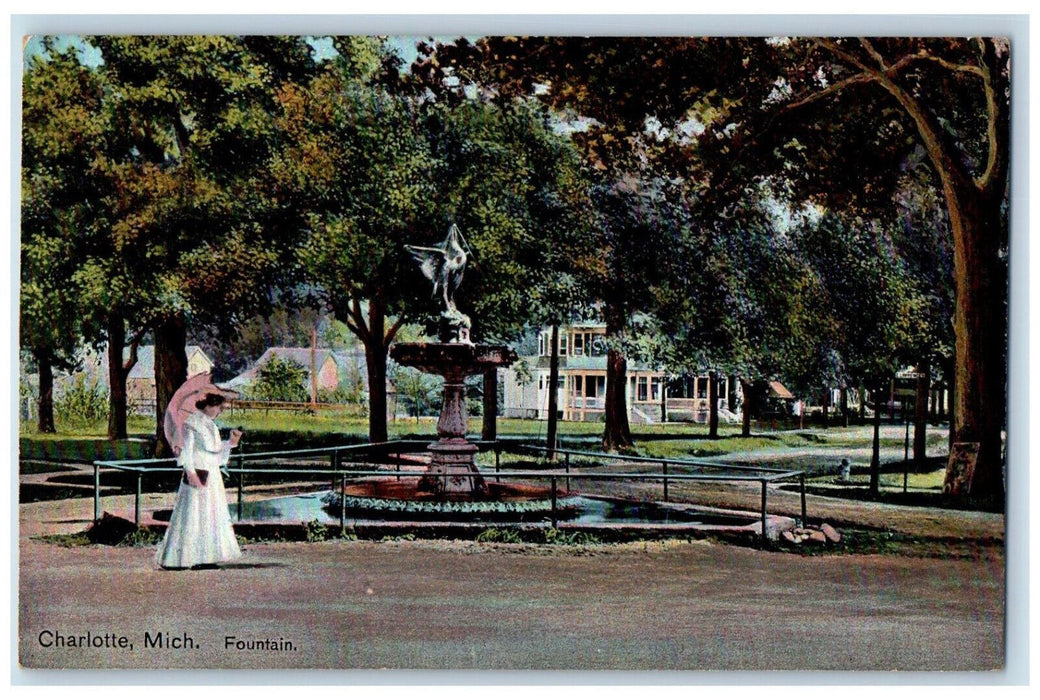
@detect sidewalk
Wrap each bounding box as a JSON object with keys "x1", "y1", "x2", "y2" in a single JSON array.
[{"x1": 17, "y1": 490, "x2": 1004, "y2": 672}]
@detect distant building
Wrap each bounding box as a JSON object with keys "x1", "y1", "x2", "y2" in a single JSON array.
[
  {"x1": 502, "y1": 323, "x2": 740, "y2": 425},
  {"x1": 225, "y1": 347, "x2": 369, "y2": 398},
  {"x1": 126, "y1": 346, "x2": 214, "y2": 411}
]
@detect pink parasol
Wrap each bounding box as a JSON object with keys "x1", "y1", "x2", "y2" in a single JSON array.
[{"x1": 163, "y1": 372, "x2": 239, "y2": 454}]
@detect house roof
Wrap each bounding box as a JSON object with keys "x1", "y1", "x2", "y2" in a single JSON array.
[
  {"x1": 225, "y1": 347, "x2": 346, "y2": 388},
  {"x1": 768, "y1": 381, "x2": 795, "y2": 399},
  {"x1": 126, "y1": 345, "x2": 212, "y2": 379}
]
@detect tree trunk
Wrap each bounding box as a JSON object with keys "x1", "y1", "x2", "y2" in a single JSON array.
[
  {"x1": 152, "y1": 313, "x2": 188, "y2": 458},
  {"x1": 602, "y1": 306, "x2": 633, "y2": 450},
  {"x1": 946, "y1": 352, "x2": 956, "y2": 454},
  {"x1": 839, "y1": 386, "x2": 849, "y2": 427},
  {"x1": 546, "y1": 324, "x2": 560, "y2": 459},
  {"x1": 946, "y1": 187, "x2": 1007, "y2": 501},
  {"x1": 35, "y1": 349, "x2": 56, "y2": 433},
  {"x1": 707, "y1": 370, "x2": 719, "y2": 439},
  {"x1": 858, "y1": 383, "x2": 866, "y2": 422},
  {"x1": 481, "y1": 367, "x2": 497, "y2": 442},
  {"x1": 603, "y1": 346, "x2": 633, "y2": 450},
  {"x1": 869, "y1": 385, "x2": 882, "y2": 496},
  {"x1": 821, "y1": 386, "x2": 830, "y2": 429},
  {"x1": 106, "y1": 311, "x2": 139, "y2": 441},
  {"x1": 740, "y1": 378, "x2": 752, "y2": 438},
  {"x1": 364, "y1": 339, "x2": 389, "y2": 443},
  {"x1": 914, "y1": 360, "x2": 930, "y2": 467}
]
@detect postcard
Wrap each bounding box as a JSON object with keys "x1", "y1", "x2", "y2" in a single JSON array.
[{"x1": 13, "y1": 18, "x2": 1024, "y2": 681}]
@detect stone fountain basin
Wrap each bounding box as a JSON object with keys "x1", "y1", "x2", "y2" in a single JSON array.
[{"x1": 389, "y1": 342, "x2": 517, "y2": 375}]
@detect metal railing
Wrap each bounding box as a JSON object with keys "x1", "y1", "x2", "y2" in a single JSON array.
[
  {"x1": 91, "y1": 439, "x2": 806, "y2": 541},
  {"x1": 513, "y1": 444, "x2": 807, "y2": 533}
]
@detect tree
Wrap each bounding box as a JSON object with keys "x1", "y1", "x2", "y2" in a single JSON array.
[
  {"x1": 86, "y1": 35, "x2": 318, "y2": 454},
  {"x1": 285, "y1": 40, "x2": 594, "y2": 443},
  {"x1": 698, "y1": 38, "x2": 1008, "y2": 500},
  {"x1": 278, "y1": 45, "x2": 437, "y2": 443},
  {"x1": 253, "y1": 356, "x2": 309, "y2": 402},
  {"x1": 418, "y1": 37, "x2": 1008, "y2": 497},
  {"x1": 21, "y1": 43, "x2": 107, "y2": 433}
]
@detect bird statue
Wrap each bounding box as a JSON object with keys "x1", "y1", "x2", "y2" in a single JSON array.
[{"x1": 406, "y1": 224, "x2": 471, "y2": 315}]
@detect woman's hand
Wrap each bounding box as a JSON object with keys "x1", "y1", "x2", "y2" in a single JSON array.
[
  {"x1": 185, "y1": 471, "x2": 204, "y2": 488},
  {"x1": 228, "y1": 429, "x2": 243, "y2": 448}
]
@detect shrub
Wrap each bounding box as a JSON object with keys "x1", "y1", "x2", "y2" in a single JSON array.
[
  {"x1": 254, "y1": 356, "x2": 309, "y2": 402},
  {"x1": 54, "y1": 375, "x2": 108, "y2": 425},
  {"x1": 475, "y1": 527, "x2": 523, "y2": 544},
  {"x1": 304, "y1": 518, "x2": 328, "y2": 542},
  {"x1": 541, "y1": 527, "x2": 601, "y2": 546}
]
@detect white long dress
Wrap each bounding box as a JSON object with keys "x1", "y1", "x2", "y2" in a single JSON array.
[{"x1": 155, "y1": 410, "x2": 243, "y2": 568}]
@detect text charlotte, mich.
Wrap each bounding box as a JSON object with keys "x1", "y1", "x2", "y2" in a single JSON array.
[{"x1": 37, "y1": 629, "x2": 299, "y2": 652}]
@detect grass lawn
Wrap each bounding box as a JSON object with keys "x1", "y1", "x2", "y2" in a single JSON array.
[{"x1": 19, "y1": 412, "x2": 950, "y2": 473}]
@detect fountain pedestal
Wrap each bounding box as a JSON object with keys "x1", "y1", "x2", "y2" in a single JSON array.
[{"x1": 389, "y1": 343, "x2": 517, "y2": 497}]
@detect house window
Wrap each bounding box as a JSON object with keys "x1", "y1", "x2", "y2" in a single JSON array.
[
  {"x1": 696, "y1": 377, "x2": 708, "y2": 399},
  {"x1": 651, "y1": 377, "x2": 661, "y2": 402},
  {"x1": 573, "y1": 333, "x2": 584, "y2": 356},
  {"x1": 591, "y1": 335, "x2": 606, "y2": 357},
  {"x1": 559, "y1": 334, "x2": 568, "y2": 356},
  {"x1": 638, "y1": 377, "x2": 648, "y2": 402},
  {"x1": 585, "y1": 375, "x2": 597, "y2": 398},
  {"x1": 573, "y1": 375, "x2": 583, "y2": 396}
]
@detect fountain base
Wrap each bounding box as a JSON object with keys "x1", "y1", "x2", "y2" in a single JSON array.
[
  {"x1": 389, "y1": 342, "x2": 517, "y2": 499},
  {"x1": 417, "y1": 439, "x2": 487, "y2": 496}
]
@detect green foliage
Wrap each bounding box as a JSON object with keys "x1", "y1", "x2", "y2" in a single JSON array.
[
  {"x1": 379, "y1": 532, "x2": 417, "y2": 542},
  {"x1": 54, "y1": 375, "x2": 108, "y2": 425},
  {"x1": 253, "y1": 356, "x2": 309, "y2": 402},
  {"x1": 389, "y1": 363, "x2": 441, "y2": 421},
  {"x1": 119, "y1": 528, "x2": 163, "y2": 547},
  {"x1": 541, "y1": 528, "x2": 601, "y2": 546},
  {"x1": 317, "y1": 383, "x2": 367, "y2": 407},
  {"x1": 475, "y1": 527, "x2": 523, "y2": 544},
  {"x1": 304, "y1": 518, "x2": 329, "y2": 542}
]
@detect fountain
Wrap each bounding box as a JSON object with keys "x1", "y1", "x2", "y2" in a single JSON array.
[
  {"x1": 142, "y1": 224, "x2": 798, "y2": 542},
  {"x1": 391, "y1": 224, "x2": 516, "y2": 497}
]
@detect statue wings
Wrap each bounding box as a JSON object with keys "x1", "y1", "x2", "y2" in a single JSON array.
[{"x1": 406, "y1": 224, "x2": 471, "y2": 312}]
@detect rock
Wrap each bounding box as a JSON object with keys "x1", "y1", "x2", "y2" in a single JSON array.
[
  {"x1": 807, "y1": 529, "x2": 828, "y2": 544},
  {"x1": 821, "y1": 523, "x2": 842, "y2": 543},
  {"x1": 782, "y1": 530, "x2": 798, "y2": 544}
]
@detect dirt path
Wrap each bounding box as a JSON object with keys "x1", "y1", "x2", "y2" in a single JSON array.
[{"x1": 17, "y1": 495, "x2": 1004, "y2": 672}]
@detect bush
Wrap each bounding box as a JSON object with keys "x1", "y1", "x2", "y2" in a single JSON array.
[
  {"x1": 254, "y1": 357, "x2": 309, "y2": 402},
  {"x1": 541, "y1": 527, "x2": 601, "y2": 546},
  {"x1": 475, "y1": 527, "x2": 523, "y2": 544},
  {"x1": 304, "y1": 518, "x2": 328, "y2": 542},
  {"x1": 55, "y1": 375, "x2": 108, "y2": 425}
]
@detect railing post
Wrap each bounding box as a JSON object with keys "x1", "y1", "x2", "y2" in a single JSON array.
[
  {"x1": 93, "y1": 463, "x2": 100, "y2": 522},
  {"x1": 564, "y1": 452, "x2": 570, "y2": 492},
  {"x1": 551, "y1": 475, "x2": 558, "y2": 529},
  {"x1": 662, "y1": 461, "x2": 669, "y2": 502},
  {"x1": 340, "y1": 474, "x2": 346, "y2": 531},
  {"x1": 135, "y1": 471, "x2": 142, "y2": 526},
  {"x1": 800, "y1": 473, "x2": 807, "y2": 527},
  {"x1": 495, "y1": 444, "x2": 501, "y2": 482},
  {"x1": 760, "y1": 480, "x2": 768, "y2": 543},
  {"x1": 237, "y1": 458, "x2": 244, "y2": 522}
]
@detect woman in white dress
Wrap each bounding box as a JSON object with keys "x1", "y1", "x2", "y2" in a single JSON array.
[{"x1": 156, "y1": 393, "x2": 243, "y2": 570}]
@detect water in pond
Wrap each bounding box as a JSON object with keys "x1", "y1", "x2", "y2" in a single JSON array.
[{"x1": 225, "y1": 491, "x2": 753, "y2": 527}]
